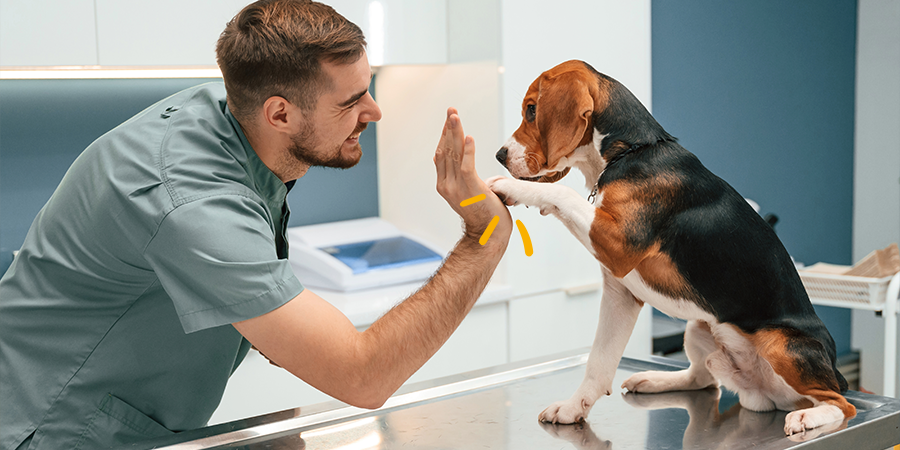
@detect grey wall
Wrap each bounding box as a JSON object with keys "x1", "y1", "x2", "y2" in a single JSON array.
[
  {"x1": 0, "y1": 78, "x2": 378, "y2": 275},
  {"x1": 651, "y1": 0, "x2": 858, "y2": 354}
]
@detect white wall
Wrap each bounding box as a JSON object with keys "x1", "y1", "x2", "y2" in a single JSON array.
[
  {"x1": 851, "y1": 0, "x2": 900, "y2": 396},
  {"x1": 375, "y1": 62, "x2": 506, "y2": 258},
  {"x1": 498, "y1": 0, "x2": 653, "y2": 357},
  {"x1": 500, "y1": 1, "x2": 653, "y2": 137}
]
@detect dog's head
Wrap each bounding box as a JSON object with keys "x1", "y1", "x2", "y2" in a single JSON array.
[
  {"x1": 496, "y1": 60, "x2": 606, "y2": 183},
  {"x1": 497, "y1": 60, "x2": 670, "y2": 184}
]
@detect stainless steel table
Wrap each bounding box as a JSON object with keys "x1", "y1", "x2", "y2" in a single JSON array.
[{"x1": 132, "y1": 350, "x2": 900, "y2": 449}]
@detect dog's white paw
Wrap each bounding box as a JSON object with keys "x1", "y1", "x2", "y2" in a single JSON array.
[
  {"x1": 486, "y1": 175, "x2": 520, "y2": 206},
  {"x1": 539, "y1": 397, "x2": 593, "y2": 424},
  {"x1": 487, "y1": 175, "x2": 559, "y2": 215},
  {"x1": 783, "y1": 405, "x2": 844, "y2": 437}
]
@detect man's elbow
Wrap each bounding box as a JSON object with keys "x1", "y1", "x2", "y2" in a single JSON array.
[
  {"x1": 349, "y1": 395, "x2": 389, "y2": 410},
  {"x1": 340, "y1": 385, "x2": 393, "y2": 410},
  {"x1": 325, "y1": 369, "x2": 397, "y2": 410}
]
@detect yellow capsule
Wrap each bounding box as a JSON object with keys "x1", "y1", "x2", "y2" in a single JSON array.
[
  {"x1": 479, "y1": 215, "x2": 500, "y2": 246},
  {"x1": 516, "y1": 220, "x2": 533, "y2": 256},
  {"x1": 460, "y1": 194, "x2": 486, "y2": 207}
]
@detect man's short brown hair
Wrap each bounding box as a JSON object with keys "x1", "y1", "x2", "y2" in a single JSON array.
[{"x1": 216, "y1": 0, "x2": 367, "y2": 123}]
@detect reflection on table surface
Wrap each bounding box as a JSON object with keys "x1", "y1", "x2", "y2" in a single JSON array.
[{"x1": 209, "y1": 356, "x2": 890, "y2": 450}]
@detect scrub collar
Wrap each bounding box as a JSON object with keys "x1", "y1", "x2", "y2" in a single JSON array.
[{"x1": 224, "y1": 104, "x2": 292, "y2": 201}]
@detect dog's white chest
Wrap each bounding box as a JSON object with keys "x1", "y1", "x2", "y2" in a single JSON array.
[{"x1": 620, "y1": 271, "x2": 717, "y2": 323}]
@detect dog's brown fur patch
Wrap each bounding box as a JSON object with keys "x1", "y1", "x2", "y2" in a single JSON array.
[{"x1": 749, "y1": 329, "x2": 856, "y2": 418}]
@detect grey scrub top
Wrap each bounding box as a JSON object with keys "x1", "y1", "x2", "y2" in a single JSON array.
[{"x1": 0, "y1": 83, "x2": 305, "y2": 450}]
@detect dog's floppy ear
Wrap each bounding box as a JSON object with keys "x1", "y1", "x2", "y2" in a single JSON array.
[{"x1": 538, "y1": 71, "x2": 595, "y2": 169}]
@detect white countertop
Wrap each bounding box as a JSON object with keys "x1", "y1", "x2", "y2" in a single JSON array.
[{"x1": 308, "y1": 281, "x2": 514, "y2": 328}]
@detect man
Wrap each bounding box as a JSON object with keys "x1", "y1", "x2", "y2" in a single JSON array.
[{"x1": 0, "y1": 1, "x2": 512, "y2": 448}]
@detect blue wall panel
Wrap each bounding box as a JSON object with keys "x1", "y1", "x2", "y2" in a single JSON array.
[
  {"x1": 651, "y1": 1, "x2": 857, "y2": 354},
  {"x1": 0, "y1": 79, "x2": 378, "y2": 275}
]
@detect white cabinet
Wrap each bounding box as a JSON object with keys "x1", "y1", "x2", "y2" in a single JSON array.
[
  {"x1": 508, "y1": 289, "x2": 601, "y2": 363},
  {"x1": 94, "y1": 0, "x2": 248, "y2": 66},
  {"x1": 376, "y1": 0, "x2": 447, "y2": 65},
  {"x1": 210, "y1": 299, "x2": 508, "y2": 425},
  {"x1": 0, "y1": 0, "x2": 97, "y2": 66},
  {"x1": 327, "y1": 0, "x2": 447, "y2": 66},
  {"x1": 508, "y1": 284, "x2": 653, "y2": 365},
  {"x1": 1, "y1": 0, "x2": 448, "y2": 67},
  {"x1": 406, "y1": 301, "x2": 508, "y2": 383},
  {"x1": 211, "y1": 284, "x2": 650, "y2": 426},
  {"x1": 209, "y1": 349, "x2": 333, "y2": 425}
]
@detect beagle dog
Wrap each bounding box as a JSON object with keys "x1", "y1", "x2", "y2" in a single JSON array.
[{"x1": 487, "y1": 60, "x2": 854, "y2": 436}]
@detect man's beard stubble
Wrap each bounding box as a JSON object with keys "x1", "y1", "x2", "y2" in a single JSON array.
[{"x1": 288, "y1": 122, "x2": 367, "y2": 170}]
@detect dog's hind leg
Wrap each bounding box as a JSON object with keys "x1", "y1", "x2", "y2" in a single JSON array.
[
  {"x1": 748, "y1": 328, "x2": 856, "y2": 435},
  {"x1": 621, "y1": 320, "x2": 719, "y2": 393},
  {"x1": 539, "y1": 275, "x2": 643, "y2": 424}
]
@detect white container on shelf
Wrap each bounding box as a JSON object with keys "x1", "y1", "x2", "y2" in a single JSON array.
[{"x1": 799, "y1": 267, "x2": 900, "y2": 397}]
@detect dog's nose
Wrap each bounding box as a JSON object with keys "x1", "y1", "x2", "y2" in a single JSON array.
[{"x1": 496, "y1": 147, "x2": 508, "y2": 167}]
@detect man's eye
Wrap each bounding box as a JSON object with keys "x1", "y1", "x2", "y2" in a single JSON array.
[{"x1": 525, "y1": 104, "x2": 536, "y2": 122}]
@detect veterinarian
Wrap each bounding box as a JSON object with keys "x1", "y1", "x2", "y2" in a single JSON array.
[{"x1": 0, "y1": 1, "x2": 512, "y2": 449}]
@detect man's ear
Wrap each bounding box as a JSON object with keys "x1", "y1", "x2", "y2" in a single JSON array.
[{"x1": 262, "y1": 96, "x2": 300, "y2": 134}]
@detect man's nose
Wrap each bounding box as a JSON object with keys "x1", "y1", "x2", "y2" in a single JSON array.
[
  {"x1": 360, "y1": 93, "x2": 382, "y2": 123},
  {"x1": 496, "y1": 147, "x2": 508, "y2": 167}
]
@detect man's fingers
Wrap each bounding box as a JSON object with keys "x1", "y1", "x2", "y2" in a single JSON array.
[
  {"x1": 460, "y1": 135, "x2": 476, "y2": 175},
  {"x1": 435, "y1": 146, "x2": 446, "y2": 184},
  {"x1": 443, "y1": 114, "x2": 463, "y2": 181},
  {"x1": 435, "y1": 111, "x2": 459, "y2": 180}
]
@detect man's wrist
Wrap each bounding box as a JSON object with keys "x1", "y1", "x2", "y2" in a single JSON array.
[{"x1": 459, "y1": 226, "x2": 509, "y2": 254}]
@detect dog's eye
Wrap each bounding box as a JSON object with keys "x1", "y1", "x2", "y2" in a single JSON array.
[{"x1": 525, "y1": 104, "x2": 536, "y2": 122}]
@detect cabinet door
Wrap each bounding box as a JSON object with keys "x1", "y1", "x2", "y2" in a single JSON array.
[
  {"x1": 211, "y1": 302, "x2": 508, "y2": 425},
  {"x1": 95, "y1": 0, "x2": 248, "y2": 66},
  {"x1": 406, "y1": 301, "x2": 508, "y2": 383},
  {"x1": 209, "y1": 350, "x2": 334, "y2": 425},
  {"x1": 508, "y1": 290, "x2": 601, "y2": 362},
  {"x1": 0, "y1": 0, "x2": 97, "y2": 66},
  {"x1": 509, "y1": 287, "x2": 653, "y2": 363},
  {"x1": 328, "y1": 0, "x2": 447, "y2": 66},
  {"x1": 377, "y1": 0, "x2": 447, "y2": 65},
  {"x1": 94, "y1": 0, "x2": 446, "y2": 67}
]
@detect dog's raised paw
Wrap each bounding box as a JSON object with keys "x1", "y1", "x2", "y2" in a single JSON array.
[{"x1": 486, "y1": 175, "x2": 517, "y2": 206}]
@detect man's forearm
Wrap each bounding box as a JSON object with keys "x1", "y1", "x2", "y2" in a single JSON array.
[
  {"x1": 356, "y1": 233, "x2": 507, "y2": 403},
  {"x1": 234, "y1": 109, "x2": 514, "y2": 410}
]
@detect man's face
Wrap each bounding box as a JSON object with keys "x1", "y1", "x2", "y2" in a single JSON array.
[{"x1": 288, "y1": 52, "x2": 382, "y2": 169}]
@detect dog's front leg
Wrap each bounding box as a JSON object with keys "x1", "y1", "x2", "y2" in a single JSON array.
[
  {"x1": 539, "y1": 274, "x2": 644, "y2": 424},
  {"x1": 486, "y1": 176, "x2": 598, "y2": 257}
]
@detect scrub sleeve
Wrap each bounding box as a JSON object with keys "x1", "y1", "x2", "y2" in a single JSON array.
[{"x1": 145, "y1": 194, "x2": 303, "y2": 332}]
